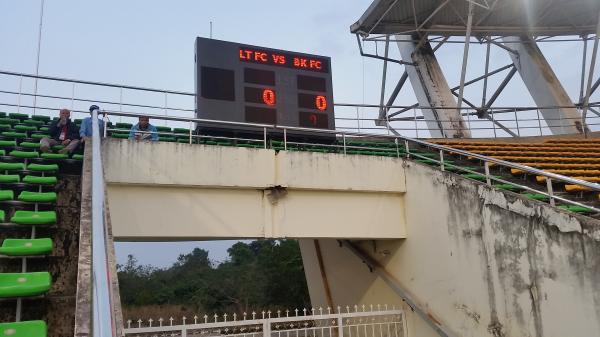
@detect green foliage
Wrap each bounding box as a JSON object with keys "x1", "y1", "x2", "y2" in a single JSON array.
[{"x1": 117, "y1": 240, "x2": 310, "y2": 313}]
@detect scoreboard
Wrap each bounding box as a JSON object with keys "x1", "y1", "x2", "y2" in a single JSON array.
[{"x1": 194, "y1": 37, "x2": 335, "y2": 133}]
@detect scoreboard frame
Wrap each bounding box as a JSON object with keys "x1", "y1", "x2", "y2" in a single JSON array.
[{"x1": 194, "y1": 37, "x2": 335, "y2": 136}]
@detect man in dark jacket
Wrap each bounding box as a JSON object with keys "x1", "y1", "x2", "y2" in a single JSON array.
[{"x1": 40, "y1": 108, "x2": 81, "y2": 154}]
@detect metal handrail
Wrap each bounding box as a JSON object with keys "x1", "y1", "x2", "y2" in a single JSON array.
[
  {"x1": 101, "y1": 109, "x2": 600, "y2": 193},
  {"x1": 91, "y1": 108, "x2": 117, "y2": 337}
]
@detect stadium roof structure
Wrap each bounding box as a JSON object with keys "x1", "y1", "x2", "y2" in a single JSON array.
[{"x1": 351, "y1": 0, "x2": 600, "y2": 37}]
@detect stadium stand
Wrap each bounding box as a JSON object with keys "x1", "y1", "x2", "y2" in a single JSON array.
[{"x1": 0, "y1": 111, "x2": 84, "y2": 337}]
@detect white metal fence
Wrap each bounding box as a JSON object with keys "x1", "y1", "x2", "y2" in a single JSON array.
[{"x1": 123, "y1": 306, "x2": 406, "y2": 337}]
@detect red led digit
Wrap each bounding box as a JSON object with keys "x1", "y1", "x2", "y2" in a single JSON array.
[
  {"x1": 263, "y1": 89, "x2": 276, "y2": 106},
  {"x1": 315, "y1": 95, "x2": 327, "y2": 111}
]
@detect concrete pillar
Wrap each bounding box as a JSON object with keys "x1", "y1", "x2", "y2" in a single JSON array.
[
  {"x1": 397, "y1": 34, "x2": 471, "y2": 138},
  {"x1": 503, "y1": 36, "x2": 587, "y2": 134}
]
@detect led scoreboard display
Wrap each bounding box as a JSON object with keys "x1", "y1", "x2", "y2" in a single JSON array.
[{"x1": 195, "y1": 37, "x2": 334, "y2": 134}]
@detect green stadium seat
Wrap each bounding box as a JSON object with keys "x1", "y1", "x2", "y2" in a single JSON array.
[
  {"x1": 0, "y1": 175, "x2": 20, "y2": 183},
  {"x1": 19, "y1": 142, "x2": 40, "y2": 149},
  {"x1": 74, "y1": 119, "x2": 82, "y2": 125},
  {"x1": 0, "y1": 118, "x2": 19, "y2": 125},
  {"x1": 8, "y1": 113, "x2": 29, "y2": 120},
  {"x1": 11, "y1": 211, "x2": 56, "y2": 225},
  {"x1": 22, "y1": 119, "x2": 44, "y2": 127},
  {"x1": 31, "y1": 115, "x2": 51, "y2": 122},
  {"x1": 18, "y1": 191, "x2": 56, "y2": 203},
  {"x1": 13, "y1": 125, "x2": 37, "y2": 132},
  {"x1": 155, "y1": 126, "x2": 172, "y2": 132},
  {"x1": 72, "y1": 154, "x2": 83, "y2": 160},
  {"x1": 0, "y1": 190, "x2": 14, "y2": 201},
  {"x1": 23, "y1": 176, "x2": 56, "y2": 185},
  {"x1": 0, "y1": 320, "x2": 47, "y2": 337},
  {"x1": 461, "y1": 173, "x2": 501, "y2": 182},
  {"x1": 111, "y1": 133, "x2": 129, "y2": 139},
  {"x1": 0, "y1": 125, "x2": 11, "y2": 131},
  {"x1": 9, "y1": 150, "x2": 39, "y2": 159},
  {"x1": 159, "y1": 136, "x2": 177, "y2": 142},
  {"x1": 558, "y1": 205, "x2": 594, "y2": 214},
  {"x1": 0, "y1": 238, "x2": 52, "y2": 256},
  {"x1": 0, "y1": 140, "x2": 17, "y2": 147},
  {"x1": 40, "y1": 153, "x2": 68, "y2": 160},
  {"x1": 177, "y1": 139, "x2": 189, "y2": 143},
  {"x1": 39, "y1": 127, "x2": 49, "y2": 132},
  {"x1": 173, "y1": 128, "x2": 189, "y2": 134},
  {"x1": 115, "y1": 122, "x2": 133, "y2": 129},
  {"x1": 0, "y1": 210, "x2": 4, "y2": 222},
  {"x1": 2, "y1": 132, "x2": 27, "y2": 139},
  {"x1": 26, "y1": 163, "x2": 58, "y2": 172},
  {"x1": 0, "y1": 272, "x2": 51, "y2": 297},
  {"x1": 0, "y1": 150, "x2": 5, "y2": 156},
  {"x1": 0, "y1": 162, "x2": 24, "y2": 171},
  {"x1": 30, "y1": 134, "x2": 48, "y2": 140},
  {"x1": 522, "y1": 193, "x2": 550, "y2": 201},
  {"x1": 0, "y1": 112, "x2": 5, "y2": 117},
  {"x1": 494, "y1": 183, "x2": 524, "y2": 192}
]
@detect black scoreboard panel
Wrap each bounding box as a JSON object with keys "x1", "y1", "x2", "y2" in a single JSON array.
[{"x1": 195, "y1": 37, "x2": 335, "y2": 135}]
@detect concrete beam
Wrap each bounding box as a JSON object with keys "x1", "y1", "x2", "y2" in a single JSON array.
[
  {"x1": 103, "y1": 140, "x2": 407, "y2": 241},
  {"x1": 503, "y1": 36, "x2": 587, "y2": 135},
  {"x1": 396, "y1": 34, "x2": 471, "y2": 138}
]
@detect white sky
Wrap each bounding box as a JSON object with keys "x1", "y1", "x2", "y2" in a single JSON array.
[{"x1": 1, "y1": 0, "x2": 598, "y2": 267}]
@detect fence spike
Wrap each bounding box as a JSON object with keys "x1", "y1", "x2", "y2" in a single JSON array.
[
  {"x1": 262, "y1": 311, "x2": 266, "y2": 319},
  {"x1": 169, "y1": 317, "x2": 174, "y2": 326},
  {"x1": 137, "y1": 319, "x2": 142, "y2": 328},
  {"x1": 336, "y1": 306, "x2": 341, "y2": 314},
  {"x1": 159, "y1": 317, "x2": 164, "y2": 327},
  {"x1": 203, "y1": 314, "x2": 208, "y2": 323},
  {"x1": 354, "y1": 305, "x2": 358, "y2": 312},
  {"x1": 277, "y1": 310, "x2": 281, "y2": 318},
  {"x1": 285, "y1": 309, "x2": 290, "y2": 317},
  {"x1": 243, "y1": 312, "x2": 247, "y2": 320},
  {"x1": 233, "y1": 313, "x2": 237, "y2": 321},
  {"x1": 267, "y1": 310, "x2": 272, "y2": 319},
  {"x1": 224, "y1": 313, "x2": 228, "y2": 322},
  {"x1": 127, "y1": 320, "x2": 131, "y2": 329},
  {"x1": 294, "y1": 308, "x2": 299, "y2": 316},
  {"x1": 327, "y1": 307, "x2": 331, "y2": 314},
  {"x1": 370, "y1": 304, "x2": 373, "y2": 312},
  {"x1": 183, "y1": 316, "x2": 187, "y2": 325},
  {"x1": 148, "y1": 318, "x2": 153, "y2": 327},
  {"x1": 385, "y1": 304, "x2": 388, "y2": 310},
  {"x1": 194, "y1": 315, "x2": 198, "y2": 324},
  {"x1": 319, "y1": 307, "x2": 323, "y2": 315},
  {"x1": 362, "y1": 304, "x2": 366, "y2": 312},
  {"x1": 214, "y1": 314, "x2": 218, "y2": 323},
  {"x1": 303, "y1": 308, "x2": 307, "y2": 316},
  {"x1": 377, "y1": 304, "x2": 381, "y2": 311},
  {"x1": 346, "y1": 306, "x2": 350, "y2": 313},
  {"x1": 252, "y1": 311, "x2": 256, "y2": 320}
]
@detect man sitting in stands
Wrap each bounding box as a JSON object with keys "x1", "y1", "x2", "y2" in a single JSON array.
[
  {"x1": 40, "y1": 108, "x2": 81, "y2": 154},
  {"x1": 128, "y1": 116, "x2": 158, "y2": 141},
  {"x1": 79, "y1": 104, "x2": 105, "y2": 142}
]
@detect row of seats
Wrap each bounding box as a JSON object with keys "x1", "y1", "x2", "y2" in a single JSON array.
[
  {"x1": 0, "y1": 114, "x2": 60, "y2": 337},
  {"x1": 435, "y1": 138, "x2": 600, "y2": 214}
]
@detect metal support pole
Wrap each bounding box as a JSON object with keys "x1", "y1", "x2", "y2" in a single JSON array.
[
  {"x1": 579, "y1": 35, "x2": 589, "y2": 104},
  {"x1": 356, "y1": 107, "x2": 361, "y2": 133},
  {"x1": 395, "y1": 138, "x2": 400, "y2": 158},
  {"x1": 484, "y1": 161, "x2": 491, "y2": 186},
  {"x1": 439, "y1": 150, "x2": 445, "y2": 171},
  {"x1": 342, "y1": 134, "x2": 346, "y2": 155},
  {"x1": 283, "y1": 128, "x2": 287, "y2": 150},
  {"x1": 189, "y1": 121, "x2": 193, "y2": 144},
  {"x1": 413, "y1": 108, "x2": 418, "y2": 138},
  {"x1": 71, "y1": 83, "x2": 75, "y2": 111},
  {"x1": 536, "y1": 109, "x2": 543, "y2": 136},
  {"x1": 491, "y1": 109, "x2": 497, "y2": 138},
  {"x1": 481, "y1": 40, "x2": 491, "y2": 112},
  {"x1": 378, "y1": 35, "x2": 391, "y2": 124},
  {"x1": 514, "y1": 109, "x2": 520, "y2": 137},
  {"x1": 32, "y1": 0, "x2": 45, "y2": 116},
  {"x1": 546, "y1": 178, "x2": 555, "y2": 206},
  {"x1": 17, "y1": 75, "x2": 23, "y2": 113},
  {"x1": 404, "y1": 140, "x2": 410, "y2": 158},
  {"x1": 456, "y1": 1, "x2": 475, "y2": 131},
  {"x1": 581, "y1": 12, "x2": 600, "y2": 135},
  {"x1": 263, "y1": 127, "x2": 267, "y2": 149}
]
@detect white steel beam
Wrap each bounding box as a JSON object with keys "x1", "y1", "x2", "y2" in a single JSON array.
[
  {"x1": 503, "y1": 36, "x2": 587, "y2": 134},
  {"x1": 396, "y1": 35, "x2": 471, "y2": 138}
]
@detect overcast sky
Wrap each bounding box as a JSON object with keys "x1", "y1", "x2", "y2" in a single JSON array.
[{"x1": 1, "y1": 1, "x2": 597, "y2": 267}]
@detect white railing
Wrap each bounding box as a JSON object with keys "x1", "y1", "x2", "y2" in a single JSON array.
[
  {"x1": 123, "y1": 305, "x2": 406, "y2": 337},
  {"x1": 1, "y1": 69, "x2": 599, "y2": 138}
]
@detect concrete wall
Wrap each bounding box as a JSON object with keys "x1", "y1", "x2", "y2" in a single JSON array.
[
  {"x1": 103, "y1": 139, "x2": 406, "y2": 240},
  {"x1": 302, "y1": 162, "x2": 600, "y2": 337}
]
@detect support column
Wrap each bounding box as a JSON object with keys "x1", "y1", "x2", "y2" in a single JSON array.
[
  {"x1": 397, "y1": 34, "x2": 471, "y2": 138},
  {"x1": 503, "y1": 36, "x2": 587, "y2": 134}
]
